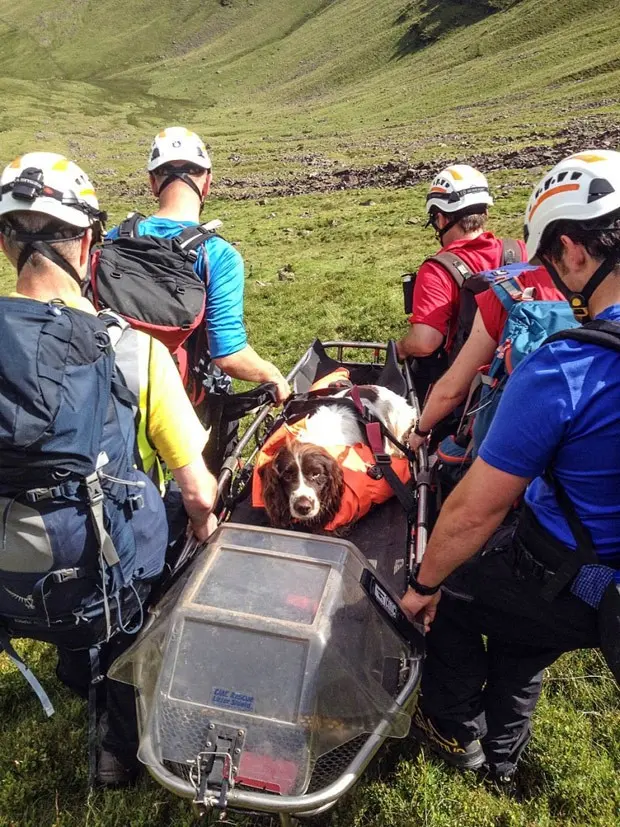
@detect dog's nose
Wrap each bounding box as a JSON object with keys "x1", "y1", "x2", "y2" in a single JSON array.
[{"x1": 294, "y1": 496, "x2": 314, "y2": 516}]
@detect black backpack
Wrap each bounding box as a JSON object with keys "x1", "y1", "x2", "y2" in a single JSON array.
[{"x1": 89, "y1": 213, "x2": 220, "y2": 356}]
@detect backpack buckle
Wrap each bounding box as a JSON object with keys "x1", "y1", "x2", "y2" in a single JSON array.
[
  {"x1": 25, "y1": 486, "x2": 63, "y2": 503},
  {"x1": 127, "y1": 494, "x2": 144, "y2": 513},
  {"x1": 373, "y1": 452, "x2": 393, "y2": 466},
  {"x1": 84, "y1": 473, "x2": 104, "y2": 505},
  {"x1": 52, "y1": 567, "x2": 86, "y2": 584}
]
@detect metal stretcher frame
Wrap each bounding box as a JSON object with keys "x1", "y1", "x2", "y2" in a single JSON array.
[{"x1": 144, "y1": 341, "x2": 428, "y2": 824}]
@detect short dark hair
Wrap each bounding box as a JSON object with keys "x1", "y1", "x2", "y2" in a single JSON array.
[
  {"x1": 0, "y1": 211, "x2": 82, "y2": 269},
  {"x1": 431, "y1": 207, "x2": 487, "y2": 234},
  {"x1": 457, "y1": 212, "x2": 487, "y2": 233},
  {"x1": 538, "y1": 209, "x2": 620, "y2": 262}
]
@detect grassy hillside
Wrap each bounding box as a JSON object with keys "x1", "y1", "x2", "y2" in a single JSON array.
[
  {"x1": 0, "y1": 0, "x2": 620, "y2": 185},
  {"x1": 0, "y1": 1, "x2": 619, "y2": 826}
]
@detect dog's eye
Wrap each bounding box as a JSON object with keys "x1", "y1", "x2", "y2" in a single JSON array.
[{"x1": 309, "y1": 472, "x2": 323, "y2": 481}]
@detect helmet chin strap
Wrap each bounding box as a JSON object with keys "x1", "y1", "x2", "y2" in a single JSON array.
[
  {"x1": 543, "y1": 254, "x2": 619, "y2": 322},
  {"x1": 17, "y1": 240, "x2": 84, "y2": 289},
  {"x1": 436, "y1": 216, "x2": 459, "y2": 244},
  {"x1": 157, "y1": 173, "x2": 204, "y2": 204},
  {"x1": 428, "y1": 205, "x2": 486, "y2": 244}
]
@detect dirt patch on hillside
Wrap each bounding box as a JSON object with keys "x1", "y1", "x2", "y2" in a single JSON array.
[
  {"x1": 217, "y1": 119, "x2": 620, "y2": 199},
  {"x1": 96, "y1": 118, "x2": 620, "y2": 203}
]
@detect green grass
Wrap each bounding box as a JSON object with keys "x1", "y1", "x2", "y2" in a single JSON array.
[
  {"x1": 1, "y1": 176, "x2": 619, "y2": 827},
  {"x1": 0, "y1": 0, "x2": 619, "y2": 824}
]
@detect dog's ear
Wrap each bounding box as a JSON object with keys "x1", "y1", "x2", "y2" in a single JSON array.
[
  {"x1": 316, "y1": 452, "x2": 345, "y2": 528},
  {"x1": 272, "y1": 442, "x2": 295, "y2": 478},
  {"x1": 260, "y1": 453, "x2": 292, "y2": 529}
]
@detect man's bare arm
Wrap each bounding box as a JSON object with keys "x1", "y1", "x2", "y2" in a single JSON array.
[
  {"x1": 213, "y1": 345, "x2": 290, "y2": 403},
  {"x1": 412, "y1": 312, "x2": 497, "y2": 440},
  {"x1": 419, "y1": 458, "x2": 529, "y2": 586},
  {"x1": 400, "y1": 458, "x2": 529, "y2": 625},
  {"x1": 171, "y1": 456, "x2": 219, "y2": 542},
  {"x1": 397, "y1": 323, "x2": 444, "y2": 360}
]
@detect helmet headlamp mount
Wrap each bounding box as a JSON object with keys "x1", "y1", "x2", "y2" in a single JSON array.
[{"x1": 10, "y1": 168, "x2": 45, "y2": 203}]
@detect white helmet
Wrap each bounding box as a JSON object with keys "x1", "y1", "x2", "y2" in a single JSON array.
[
  {"x1": 148, "y1": 127, "x2": 211, "y2": 172},
  {"x1": 0, "y1": 152, "x2": 104, "y2": 229},
  {"x1": 426, "y1": 164, "x2": 493, "y2": 215},
  {"x1": 524, "y1": 150, "x2": 620, "y2": 261}
]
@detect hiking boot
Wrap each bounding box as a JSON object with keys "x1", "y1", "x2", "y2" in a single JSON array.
[
  {"x1": 409, "y1": 707, "x2": 485, "y2": 770},
  {"x1": 478, "y1": 762, "x2": 517, "y2": 791},
  {"x1": 97, "y1": 747, "x2": 141, "y2": 788}
]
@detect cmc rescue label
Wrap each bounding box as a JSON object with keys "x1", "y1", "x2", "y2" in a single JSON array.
[{"x1": 211, "y1": 687, "x2": 256, "y2": 712}]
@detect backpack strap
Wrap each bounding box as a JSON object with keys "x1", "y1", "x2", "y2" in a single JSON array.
[
  {"x1": 536, "y1": 320, "x2": 620, "y2": 600},
  {"x1": 545, "y1": 319, "x2": 620, "y2": 351},
  {"x1": 539, "y1": 470, "x2": 599, "y2": 602},
  {"x1": 500, "y1": 238, "x2": 522, "y2": 266},
  {"x1": 176, "y1": 221, "x2": 223, "y2": 287},
  {"x1": 117, "y1": 213, "x2": 144, "y2": 239},
  {"x1": 490, "y1": 276, "x2": 526, "y2": 311},
  {"x1": 426, "y1": 251, "x2": 473, "y2": 289}
]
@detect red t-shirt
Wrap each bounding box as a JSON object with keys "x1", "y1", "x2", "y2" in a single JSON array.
[
  {"x1": 476, "y1": 266, "x2": 565, "y2": 343},
  {"x1": 409, "y1": 232, "x2": 527, "y2": 351}
]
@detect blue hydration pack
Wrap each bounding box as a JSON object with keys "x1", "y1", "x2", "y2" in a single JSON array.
[
  {"x1": 470, "y1": 269, "x2": 579, "y2": 454},
  {"x1": 437, "y1": 265, "x2": 579, "y2": 477},
  {"x1": 0, "y1": 298, "x2": 167, "y2": 640}
]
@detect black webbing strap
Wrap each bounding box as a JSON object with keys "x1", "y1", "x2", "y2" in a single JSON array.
[
  {"x1": 540, "y1": 471, "x2": 598, "y2": 601},
  {"x1": 544, "y1": 319, "x2": 620, "y2": 352},
  {"x1": 88, "y1": 644, "x2": 104, "y2": 788},
  {"x1": 220, "y1": 383, "x2": 278, "y2": 421},
  {"x1": 157, "y1": 172, "x2": 203, "y2": 200},
  {"x1": 17, "y1": 239, "x2": 83, "y2": 288},
  {"x1": 539, "y1": 320, "x2": 620, "y2": 599},
  {"x1": 281, "y1": 387, "x2": 358, "y2": 426},
  {"x1": 117, "y1": 213, "x2": 144, "y2": 239},
  {"x1": 176, "y1": 223, "x2": 219, "y2": 254}
]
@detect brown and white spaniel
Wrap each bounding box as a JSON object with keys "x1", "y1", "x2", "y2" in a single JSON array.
[{"x1": 259, "y1": 385, "x2": 416, "y2": 532}]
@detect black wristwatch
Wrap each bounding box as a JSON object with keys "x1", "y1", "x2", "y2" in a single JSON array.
[
  {"x1": 413, "y1": 423, "x2": 431, "y2": 438},
  {"x1": 409, "y1": 567, "x2": 441, "y2": 596}
]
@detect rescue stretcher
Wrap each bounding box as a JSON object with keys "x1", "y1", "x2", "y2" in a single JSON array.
[{"x1": 110, "y1": 340, "x2": 431, "y2": 825}]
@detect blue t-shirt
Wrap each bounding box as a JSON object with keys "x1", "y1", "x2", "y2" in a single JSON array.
[
  {"x1": 106, "y1": 216, "x2": 247, "y2": 359},
  {"x1": 479, "y1": 304, "x2": 620, "y2": 571}
]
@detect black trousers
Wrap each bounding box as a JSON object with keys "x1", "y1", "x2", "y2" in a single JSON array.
[
  {"x1": 56, "y1": 629, "x2": 140, "y2": 763},
  {"x1": 420, "y1": 527, "x2": 600, "y2": 776}
]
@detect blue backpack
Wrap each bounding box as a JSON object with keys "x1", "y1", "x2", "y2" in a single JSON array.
[
  {"x1": 0, "y1": 298, "x2": 167, "y2": 639},
  {"x1": 437, "y1": 266, "x2": 579, "y2": 476},
  {"x1": 470, "y1": 271, "x2": 579, "y2": 454}
]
